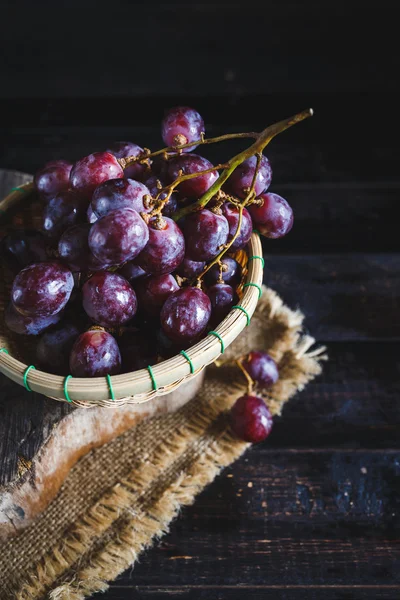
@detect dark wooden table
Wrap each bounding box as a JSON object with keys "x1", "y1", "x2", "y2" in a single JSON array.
[
  {"x1": 1, "y1": 92, "x2": 399, "y2": 598},
  {"x1": 1, "y1": 0, "x2": 400, "y2": 587}
]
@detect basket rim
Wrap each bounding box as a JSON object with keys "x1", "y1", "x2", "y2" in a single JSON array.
[{"x1": 0, "y1": 181, "x2": 264, "y2": 405}]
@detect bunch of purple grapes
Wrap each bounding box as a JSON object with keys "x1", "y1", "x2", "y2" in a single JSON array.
[{"x1": 1, "y1": 106, "x2": 294, "y2": 379}]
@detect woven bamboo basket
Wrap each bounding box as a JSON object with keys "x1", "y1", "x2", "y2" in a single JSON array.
[{"x1": 0, "y1": 182, "x2": 264, "y2": 408}]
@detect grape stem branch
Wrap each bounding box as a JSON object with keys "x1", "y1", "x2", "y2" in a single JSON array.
[
  {"x1": 174, "y1": 108, "x2": 313, "y2": 221},
  {"x1": 193, "y1": 151, "x2": 263, "y2": 285},
  {"x1": 117, "y1": 131, "x2": 259, "y2": 169}
]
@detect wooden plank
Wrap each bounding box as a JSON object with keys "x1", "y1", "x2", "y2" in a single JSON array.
[
  {"x1": 104, "y1": 587, "x2": 400, "y2": 600},
  {"x1": 112, "y1": 449, "x2": 400, "y2": 588},
  {"x1": 263, "y1": 255, "x2": 400, "y2": 341},
  {"x1": 271, "y1": 342, "x2": 400, "y2": 448},
  {"x1": 0, "y1": 4, "x2": 397, "y2": 97}
]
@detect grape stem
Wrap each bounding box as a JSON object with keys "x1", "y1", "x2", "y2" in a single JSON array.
[
  {"x1": 117, "y1": 131, "x2": 259, "y2": 169},
  {"x1": 174, "y1": 108, "x2": 313, "y2": 221},
  {"x1": 149, "y1": 163, "x2": 228, "y2": 218},
  {"x1": 236, "y1": 359, "x2": 254, "y2": 395},
  {"x1": 192, "y1": 150, "x2": 263, "y2": 285}
]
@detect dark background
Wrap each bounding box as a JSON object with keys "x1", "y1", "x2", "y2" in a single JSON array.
[{"x1": 1, "y1": 2, "x2": 400, "y2": 599}]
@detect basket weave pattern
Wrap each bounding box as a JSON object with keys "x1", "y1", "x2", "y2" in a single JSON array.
[{"x1": 0, "y1": 183, "x2": 263, "y2": 407}]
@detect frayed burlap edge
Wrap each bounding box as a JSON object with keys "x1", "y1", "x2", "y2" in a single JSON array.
[{"x1": 3, "y1": 287, "x2": 326, "y2": 600}]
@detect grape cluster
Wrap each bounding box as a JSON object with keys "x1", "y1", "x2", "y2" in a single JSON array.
[{"x1": 1, "y1": 105, "x2": 295, "y2": 380}]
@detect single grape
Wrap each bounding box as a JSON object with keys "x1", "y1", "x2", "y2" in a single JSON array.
[
  {"x1": 82, "y1": 271, "x2": 137, "y2": 327},
  {"x1": 207, "y1": 283, "x2": 235, "y2": 326},
  {"x1": 119, "y1": 329, "x2": 158, "y2": 372},
  {"x1": 162, "y1": 106, "x2": 204, "y2": 152},
  {"x1": 11, "y1": 261, "x2": 74, "y2": 317},
  {"x1": 222, "y1": 203, "x2": 253, "y2": 251},
  {"x1": 176, "y1": 257, "x2": 205, "y2": 280},
  {"x1": 230, "y1": 395, "x2": 273, "y2": 443},
  {"x1": 183, "y1": 209, "x2": 229, "y2": 261},
  {"x1": 69, "y1": 330, "x2": 121, "y2": 377},
  {"x1": 106, "y1": 141, "x2": 147, "y2": 180},
  {"x1": 41, "y1": 190, "x2": 87, "y2": 239},
  {"x1": 204, "y1": 257, "x2": 242, "y2": 287},
  {"x1": 90, "y1": 178, "x2": 151, "y2": 222},
  {"x1": 5, "y1": 302, "x2": 62, "y2": 336},
  {"x1": 136, "y1": 217, "x2": 185, "y2": 275},
  {"x1": 144, "y1": 175, "x2": 178, "y2": 217},
  {"x1": 248, "y1": 192, "x2": 293, "y2": 239},
  {"x1": 34, "y1": 159, "x2": 73, "y2": 200},
  {"x1": 58, "y1": 224, "x2": 109, "y2": 272},
  {"x1": 37, "y1": 322, "x2": 80, "y2": 374},
  {"x1": 70, "y1": 151, "x2": 124, "y2": 197},
  {"x1": 160, "y1": 287, "x2": 211, "y2": 344},
  {"x1": 242, "y1": 351, "x2": 279, "y2": 388},
  {"x1": 227, "y1": 155, "x2": 272, "y2": 199},
  {"x1": 1, "y1": 230, "x2": 48, "y2": 271},
  {"x1": 136, "y1": 274, "x2": 179, "y2": 316},
  {"x1": 89, "y1": 208, "x2": 149, "y2": 266},
  {"x1": 117, "y1": 260, "x2": 147, "y2": 284},
  {"x1": 168, "y1": 154, "x2": 218, "y2": 198}
]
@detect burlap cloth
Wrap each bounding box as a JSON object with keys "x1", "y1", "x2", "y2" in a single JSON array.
[{"x1": 1, "y1": 286, "x2": 325, "y2": 599}]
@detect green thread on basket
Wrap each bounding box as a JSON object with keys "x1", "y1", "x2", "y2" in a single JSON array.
[
  {"x1": 208, "y1": 331, "x2": 225, "y2": 354},
  {"x1": 248, "y1": 255, "x2": 265, "y2": 268},
  {"x1": 252, "y1": 229, "x2": 261, "y2": 235},
  {"x1": 147, "y1": 365, "x2": 158, "y2": 391},
  {"x1": 106, "y1": 374, "x2": 116, "y2": 401},
  {"x1": 243, "y1": 282, "x2": 262, "y2": 299},
  {"x1": 64, "y1": 375, "x2": 73, "y2": 403},
  {"x1": 23, "y1": 365, "x2": 36, "y2": 392},
  {"x1": 10, "y1": 187, "x2": 26, "y2": 193},
  {"x1": 0, "y1": 348, "x2": 9, "y2": 354},
  {"x1": 180, "y1": 350, "x2": 194, "y2": 374},
  {"x1": 232, "y1": 305, "x2": 251, "y2": 326}
]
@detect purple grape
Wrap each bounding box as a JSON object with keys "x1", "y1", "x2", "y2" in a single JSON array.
[
  {"x1": 227, "y1": 155, "x2": 272, "y2": 199},
  {"x1": 69, "y1": 330, "x2": 121, "y2": 377},
  {"x1": 58, "y1": 224, "x2": 109, "y2": 272},
  {"x1": 70, "y1": 151, "x2": 124, "y2": 197},
  {"x1": 248, "y1": 193, "x2": 293, "y2": 239},
  {"x1": 230, "y1": 395, "x2": 273, "y2": 443},
  {"x1": 1, "y1": 230, "x2": 48, "y2": 271},
  {"x1": 144, "y1": 175, "x2": 178, "y2": 217},
  {"x1": 176, "y1": 258, "x2": 205, "y2": 280},
  {"x1": 117, "y1": 260, "x2": 147, "y2": 284},
  {"x1": 136, "y1": 217, "x2": 185, "y2": 275},
  {"x1": 205, "y1": 257, "x2": 242, "y2": 287},
  {"x1": 119, "y1": 329, "x2": 158, "y2": 372},
  {"x1": 106, "y1": 141, "x2": 147, "y2": 180},
  {"x1": 183, "y1": 209, "x2": 229, "y2": 261},
  {"x1": 222, "y1": 203, "x2": 253, "y2": 251},
  {"x1": 11, "y1": 262, "x2": 74, "y2": 317},
  {"x1": 37, "y1": 322, "x2": 80, "y2": 374},
  {"x1": 5, "y1": 302, "x2": 62, "y2": 336},
  {"x1": 89, "y1": 208, "x2": 149, "y2": 266},
  {"x1": 168, "y1": 154, "x2": 218, "y2": 198},
  {"x1": 242, "y1": 351, "x2": 279, "y2": 388},
  {"x1": 207, "y1": 283, "x2": 235, "y2": 326},
  {"x1": 160, "y1": 287, "x2": 211, "y2": 344},
  {"x1": 42, "y1": 190, "x2": 87, "y2": 239},
  {"x1": 34, "y1": 159, "x2": 73, "y2": 200},
  {"x1": 82, "y1": 271, "x2": 137, "y2": 327},
  {"x1": 136, "y1": 274, "x2": 179, "y2": 316},
  {"x1": 90, "y1": 178, "x2": 151, "y2": 222},
  {"x1": 162, "y1": 106, "x2": 204, "y2": 151}
]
